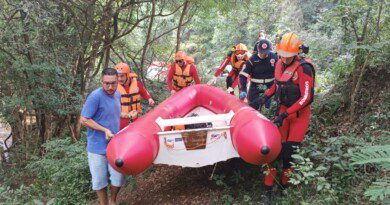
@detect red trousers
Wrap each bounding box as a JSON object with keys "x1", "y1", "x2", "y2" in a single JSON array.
[
  {"x1": 226, "y1": 69, "x2": 240, "y2": 94},
  {"x1": 278, "y1": 105, "x2": 311, "y2": 143},
  {"x1": 264, "y1": 105, "x2": 311, "y2": 187}
]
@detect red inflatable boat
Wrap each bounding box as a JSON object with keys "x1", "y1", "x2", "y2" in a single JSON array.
[{"x1": 107, "y1": 84, "x2": 281, "y2": 175}]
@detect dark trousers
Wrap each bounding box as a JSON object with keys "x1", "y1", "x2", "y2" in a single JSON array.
[{"x1": 248, "y1": 82, "x2": 273, "y2": 110}]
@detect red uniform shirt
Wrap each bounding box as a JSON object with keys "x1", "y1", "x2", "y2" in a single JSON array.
[
  {"x1": 266, "y1": 62, "x2": 314, "y2": 115},
  {"x1": 214, "y1": 56, "x2": 231, "y2": 77},
  {"x1": 167, "y1": 62, "x2": 201, "y2": 91}
]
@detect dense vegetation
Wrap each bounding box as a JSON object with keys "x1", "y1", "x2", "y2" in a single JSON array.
[{"x1": 0, "y1": 0, "x2": 388, "y2": 204}]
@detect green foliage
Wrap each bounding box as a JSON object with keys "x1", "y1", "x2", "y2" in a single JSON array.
[
  {"x1": 363, "y1": 178, "x2": 390, "y2": 202},
  {"x1": 28, "y1": 138, "x2": 93, "y2": 204},
  {"x1": 0, "y1": 138, "x2": 93, "y2": 204},
  {"x1": 282, "y1": 136, "x2": 357, "y2": 204},
  {"x1": 290, "y1": 153, "x2": 330, "y2": 190},
  {"x1": 0, "y1": 0, "x2": 388, "y2": 204},
  {"x1": 351, "y1": 145, "x2": 390, "y2": 169},
  {"x1": 351, "y1": 144, "x2": 390, "y2": 201},
  {"x1": 221, "y1": 194, "x2": 234, "y2": 205},
  {"x1": 280, "y1": 130, "x2": 389, "y2": 204}
]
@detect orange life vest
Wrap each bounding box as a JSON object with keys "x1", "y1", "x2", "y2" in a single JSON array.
[
  {"x1": 172, "y1": 63, "x2": 193, "y2": 91},
  {"x1": 117, "y1": 73, "x2": 141, "y2": 114},
  {"x1": 275, "y1": 56, "x2": 315, "y2": 107},
  {"x1": 230, "y1": 53, "x2": 249, "y2": 72}
]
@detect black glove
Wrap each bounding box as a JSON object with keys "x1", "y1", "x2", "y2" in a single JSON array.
[
  {"x1": 258, "y1": 95, "x2": 269, "y2": 111},
  {"x1": 273, "y1": 112, "x2": 288, "y2": 127}
]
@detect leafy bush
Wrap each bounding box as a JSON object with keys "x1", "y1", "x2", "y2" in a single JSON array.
[
  {"x1": 350, "y1": 144, "x2": 390, "y2": 202},
  {"x1": 281, "y1": 136, "x2": 358, "y2": 204},
  {"x1": 0, "y1": 138, "x2": 94, "y2": 204},
  {"x1": 284, "y1": 133, "x2": 389, "y2": 204}
]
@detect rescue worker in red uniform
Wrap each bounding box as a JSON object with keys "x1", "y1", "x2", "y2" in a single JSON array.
[
  {"x1": 259, "y1": 32, "x2": 315, "y2": 202},
  {"x1": 167, "y1": 51, "x2": 201, "y2": 95},
  {"x1": 208, "y1": 43, "x2": 249, "y2": 94},
  {"x1": 115, "y1": 63, "x2": 155, "y2": 130}
]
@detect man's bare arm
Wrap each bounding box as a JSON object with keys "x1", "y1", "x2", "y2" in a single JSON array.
[{"x1": 80, "y1": 116, "x2": 114, "y2": 140}]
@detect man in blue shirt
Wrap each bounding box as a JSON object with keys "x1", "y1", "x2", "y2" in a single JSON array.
[
  {"x1": 239, "y1": 39, "x2": 278, "y2": 110},
  {"x1": 80, "y1": 68, "x2": 124, "y2": 205}
]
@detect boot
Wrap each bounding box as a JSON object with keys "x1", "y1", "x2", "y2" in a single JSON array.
[
  {"x1": 264, "y1": 165, "x2": 277, "y2": 187},
  {"x1": 277, "y1": 167, "x2": 293, "y2": 197},
  {"x1": 262, "y1": 165, "x2": 276, "y2": 204},
  {"x1": 281, "y1": 167, "x2": 294, "y2": 185}
]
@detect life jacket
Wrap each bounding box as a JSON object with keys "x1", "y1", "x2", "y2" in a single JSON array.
[
  {"x1": 230, "y1": 53, "x2": 249, "y2": 72},
  {"x1": 172, "y1": 63, "x2": 193, "y2": 91},
  {"x1": 117, "y1": 73, "x2": 141, "y2": 114},
  {"x1": 275, "y1": 56, "x2": 315, "y2": 107},
  {"x1": 186, "y1": 56, "x2": 195, "y2": 65}
]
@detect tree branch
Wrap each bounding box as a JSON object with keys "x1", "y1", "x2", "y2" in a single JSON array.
[
  {"x1": 176, "y1": 0, "x2": 189, "y2": 52},
  {"x1": 139, "y1": 0, "x2": 156, "y2": 82}
]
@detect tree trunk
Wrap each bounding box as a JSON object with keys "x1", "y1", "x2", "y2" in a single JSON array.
[
  {"x1": 38, "y1": 113, "x2": 46, "y2": 153},
  {"x1": 175, "y1": 0, "x2": 189, "y2": 53},
  {"x1": 349, "y1": 0, "x2": 373, "y2": 120},
  {"x1": 139, "y1": 0, "x2": 156, "y2": 82},
  {"x1": 350, "y1": 54, "x2": 371, "y2": 121}
]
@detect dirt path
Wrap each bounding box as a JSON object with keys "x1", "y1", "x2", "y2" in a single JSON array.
[
  {"x1": 116, "y1": 159, "x2": 262, "y2": 205},
  {"x1": 117, "y1": 164, "x2": 223, "y2": 204}
]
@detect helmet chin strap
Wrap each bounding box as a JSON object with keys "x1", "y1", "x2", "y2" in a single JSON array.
[
  {"x1": 122, "y1": 77, "x2": 130, "y2": 86},
  {"x1": 282, "y1": 56, "x2": 296, "y2": 67}
]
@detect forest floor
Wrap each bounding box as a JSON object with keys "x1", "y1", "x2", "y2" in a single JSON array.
[
  {"x1": 116, "y1": 159, "x2": 263, "y2": 205},
  {"x1": 117, "y1": 165, "x2": 221, "y2": 204}
]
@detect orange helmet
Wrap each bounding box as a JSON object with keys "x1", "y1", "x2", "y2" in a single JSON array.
[
  {"x1": 275, "y1": 43, "x2": 281, "y2": 52},
  {"x1": 175, "y1": 51, "x2": 187, "y2": 61},
  {"x1": 115, "y1": 63, "x2": 131, "y2": 77},
  {"x1": 235, "y1": 43, "x2": 248, "y2": 59},
  {"x1": 275, "y1": 31, "x2": 282, "y2": 52},
  {"x1": 186, "y1": 56, "x2": 195, "y2": 64},
  {"x1": 278, "y1": 32, "x2": 301, "y2": 57},
  {"x1": 235, "y1": 43, "x2": 248, "y2": 52}
]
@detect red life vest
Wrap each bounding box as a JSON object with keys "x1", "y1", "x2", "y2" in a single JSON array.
[{"x1": 274, "y1": 56, "x2": 315, "y2": 107}]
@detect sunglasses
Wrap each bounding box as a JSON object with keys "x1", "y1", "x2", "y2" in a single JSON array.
[
  {"x1": 235, "y1": 50, "x2": 246, "y2": 55},
  {"x1": 175, "y1": 59, "x2": 184, "y2": 63}
]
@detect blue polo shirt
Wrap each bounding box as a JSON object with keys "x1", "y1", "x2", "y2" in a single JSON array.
[{"x1": 81, "y1": 88, "x2": 121, "y2": 155}]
